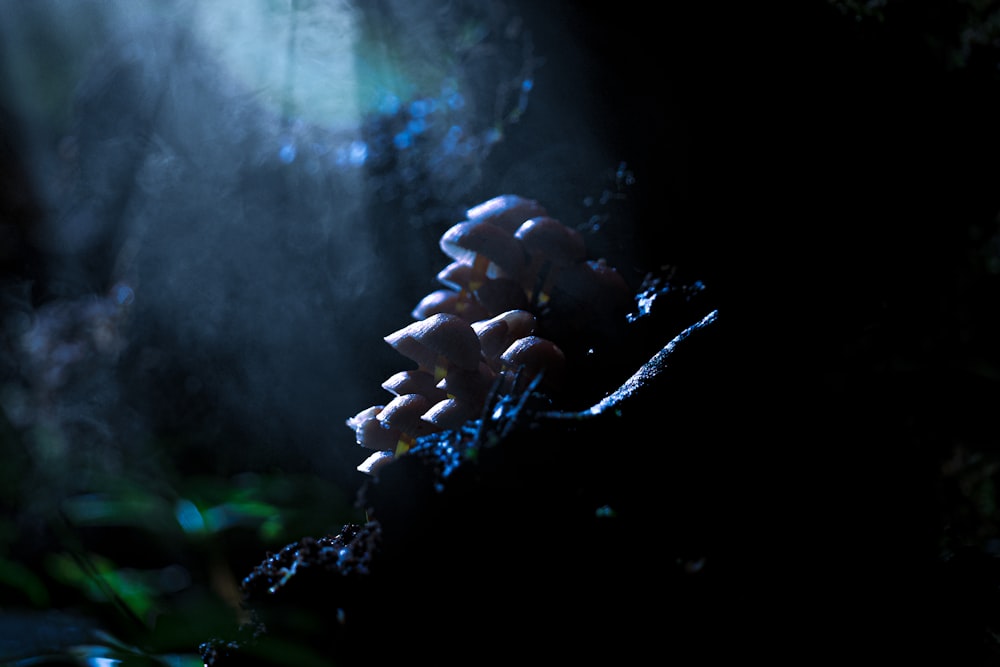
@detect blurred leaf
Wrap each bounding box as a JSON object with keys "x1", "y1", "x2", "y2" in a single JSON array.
[
  {"x1": 0, "y1": 557, "x2": 49, "y2": 606},
  {"x1": 43, "y1": 553, "x2": 158, "y2": 625},
  {"x1": 180, "y1": 471, "x2": 362, "y2": 544},
  {"x1": 9, "y1": 641, "x2": 205, "y2": 667},
  {"x1": 73, "y1": 629, "x2": 203, "y2": 667},
  {"x1": 172, "y1": 499, "x2": 205, "y2": 536},
  {"x1": 0, "y1": 611, "x2": 96, "y2": 665},
  {"x1": 202, "y1": 500, "x2": 281, "y2": 533},
  {"x1": 60, "y1": 492, "x2": 180, "y2": 536}
]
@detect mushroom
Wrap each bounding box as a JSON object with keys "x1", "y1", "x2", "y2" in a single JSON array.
[
  {"x1": 411, "y1": 288, "x2": 490, "y2": 322},
  {"x1": 514, "y1": 216, "x2": 587, "y2": 306},
  {"x1": 347, "y1": 392, "x2": 443, "y2": 455},
  {"x1": 500, "y1": 335, "x2": 566, "y2": 393},
  {"x1": 436, "y1": 261, "x2": 529, "y2": 317},
  {"x1": 472, "y1": 309, "x2": 537, "y2": 371},
  {"x1": 347, "y1": 405, "x2": 393, "y2": 451},
  {"x1": 464, "y1": 194, "x2": 549, "y2": 233},
  {"x1": 435, "y1": 261, "x2": 478, "y2": 292},
  {"x1": 436, "y1": 360, "x2": 497, "y2": 409},
  {"x1": 376, "y1": 393, "x2": 438, "y2": 456},
  {"x1": 381, "y1": 369, "x2": 448, "y2": 403},
  {"x1": 422, "y1": 397, "x2": 478, "y2": 431},
  {"x1": 384, "y1": 313, "x2": 483, "y2": 382},
  {"x1": 438, "y1": 220, "x2": 527, "y2": 292},
  {"x1": 356, "y1": 450, "x2": 395, "y2": 476},
  {"x1": 473, "y1": 275, "x2": 531, "y2": 317},
  {"x1": 347, "y1": 404, "x2": 382, "y2": 431}
]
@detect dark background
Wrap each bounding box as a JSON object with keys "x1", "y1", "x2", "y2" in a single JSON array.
[{"x1": 3, "y1": 0, "x2": 1000, "y2": 664}]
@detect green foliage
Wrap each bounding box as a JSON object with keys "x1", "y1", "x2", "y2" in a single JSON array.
[
  {"x1": 0, "y1": 426, "x2": 364, "y2": 664},
  {"x1": 0, "y1": 555, "x2": 49, "y2": 607}
]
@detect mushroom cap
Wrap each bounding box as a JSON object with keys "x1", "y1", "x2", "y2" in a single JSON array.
[
  {"x1": 381, "y1": 369, "x2": 449, "y2": 402},
  {"x1": 377, "y1": 393, "x2": 436, "y2": 440},
  {"x1": 472, "y1": 309, "x2": 537, "y2": 366},
  {"x1": 436, "y1": 360, "x2": 497, "y2": 406},
  {"x1": 384, "y1": 313, "x2": 483, "y2": 375},
  {"x1": 500, "y1": 335, "x2": 566, "y2": 391},
  {"x1": 349, "y1": 405, "x2": 399, "y2": 450},
  {"x1": 357, "y1": 450, "x2": 394, "y2": 476},
  {"x1": 354, "y1": 419, "x2": 396, "y2": 450},
  {"x1": 422, "y1": 397, "x2": 477, "y2": 430},
  {"x1": 437, "y1": 262, "x2": 530, "y2": 316},
  {"x1": 473, "y1": 275, "x2": 531, "y2": 316},
  {"x1": 514, "y1": 216, "x2": 586, "y2": 266},
  {"x1": 346, "y1": 404, "x2": 383, "y2": 432},
  {"x1": 439, "y1": 220, "x2": 527, "y2": 279},
  {"x1": 465, "y1": 194, "x2": 549, "y2": 233},
  {"x1": 411, "y1": 288, "x2": 490, "y2": 322},
  {"x1": 351, "y1": 393, "x2": 444, "y2": 453},
  {"x1": 436, "y1": 261, "x2": 476, "y2": 291}
]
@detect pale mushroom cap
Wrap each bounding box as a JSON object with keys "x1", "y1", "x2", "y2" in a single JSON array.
[
  {"x1": 438, "y1": 220, "x2": 527, "y2": 279},
  {"x1": 473, "y1": 309, "x2": 537, "y2": 364},
  {"x1": 377, "y1": 393, "x2": 436, "y2": 439},
  {"x1": 500, "y1": 335, "x2": 566, "y2": 389},
  {"x1": 384, "y1": 312, "x2": 483, "y2": 373},
  {"x1": 435, "y1": 263, "x2": 530, "y2": 314},
  {"x1": 436, "y1": 360, "x2": 497, "y2": 405},
  {"x1": 436, "y1": 261, "x2": 476, "y2": 291},
  {"x1": 422, "y1": 397, "x2": 477, "y2": 430},
  {"x1": 355, "y1": 418, "x2": 396, "y2": 450},
  {"x1": 473, "y1": 275, "x2": 531, "y2": 315},
  {"x1": 465, "y1": 194, "x2": 548, "y2": 233},
  {"x1": 514, "y1": 216, "x2": 586, "y2": 266},
  {"x1": 381, "y1": 369, "x2": 449, "y2": 402},
  {"x1": 346, "y1": 404, "x2": 383, "y2": 431},
  {"x1": 352, "y1": 407, "x2": 399, "y2": 450},
  {"x1": 357, "y1": 450, "x2": 394, "y2": 476},
  {"x1": 411, "y1": 288, "x2": 490, "y2": 322}
]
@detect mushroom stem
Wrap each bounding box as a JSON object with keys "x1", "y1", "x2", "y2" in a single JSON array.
[{"x1": 539, "y1": 309, "x2": 719, "y2": 420}]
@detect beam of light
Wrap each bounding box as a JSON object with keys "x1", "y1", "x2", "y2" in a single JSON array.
[
  {"x1": 0, "y1": 0, "x2": 541, "y2": 513},
  {"x1": 191, "y1": 0, "x2": 361, "y2": 130}
]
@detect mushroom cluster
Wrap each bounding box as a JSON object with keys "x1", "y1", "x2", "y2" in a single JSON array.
[
  {"x1": 347, "y1": 194, "x2": 634, "y2": 476},
  {"x1": 200, "y1": 192, "x2": 722, "y2": 667}
]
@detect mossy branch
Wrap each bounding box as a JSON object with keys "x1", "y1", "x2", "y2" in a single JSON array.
[{"x1": 540, "y1": 308, "x2": 720, "y2": 420}]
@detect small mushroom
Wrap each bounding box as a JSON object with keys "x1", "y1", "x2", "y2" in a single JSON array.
[
  {"x1": 436, "y1": 360, "x2": 497, "y2": 408},
  {"x1": 347, "y1": 405, "x2": 394, "y2": 451},
  {"x1": 436, "y1": 261, "x2": 478, "y2": 291},
  {"x1": 357, "y1": 450, "x2": 394, "y2": 476},
  {"x1": 464, "y1": 194, "x2": 549, "y2": 233},
  {"x1": 438, "y1": 220, "x2": 527, "y2": 291},
  {"x1": 500, "y1": 335, "x2": 566, "y2": 393},
  {"x1": 384, "y1": 313, "x2": 483, "y2": 382},
  {"x1": 514, "y1": 216, "x2": 587, "y2": 306},
  {"x1": 472, "y1": 309, "x2": 537, "y2": 370},
  {"x1": 381, "y1": 369, "x2": 448, "y2": 403},
  {"x1": 411, "y1": 288, "x2": 490, "y2": 322},
  {"x1": 376, "y1": 393, "x2": 438, "y2": 456},
  {"x1": 347, "y1": 404, "x2": 382, "y2": 432},
  {"x1": 422, "y1": 397, "x2": 478, "y2": 431},
  {"x1": 436, "y1": 261, "x2": 529, "y2": 317},
  {"x1": 473, "y1": 275, "x2": 531, "y2": 317},
  {"x1": 346, "y1": 393, "x2": 442, "y2": 455}
]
